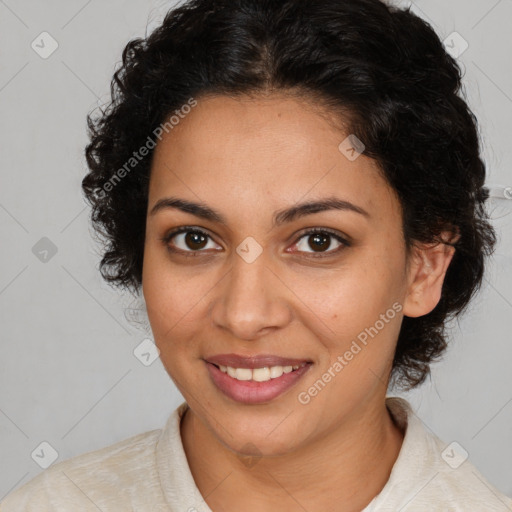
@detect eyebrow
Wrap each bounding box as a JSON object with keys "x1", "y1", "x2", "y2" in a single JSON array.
[{"x1": 149, "y1": 195, "x2": 370, "y2": 227}]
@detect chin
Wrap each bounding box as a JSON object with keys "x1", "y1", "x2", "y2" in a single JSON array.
[{"x1": 227, "y1": 435, "x2": 300, "y2": 460}]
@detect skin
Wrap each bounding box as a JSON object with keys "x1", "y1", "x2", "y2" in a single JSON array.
[{"x1": 142, "y1": 92, "x2": 457, "y2": 512}]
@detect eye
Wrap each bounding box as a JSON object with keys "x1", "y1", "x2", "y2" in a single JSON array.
[
  {"x1": 161, "y1": 227, "x2": 221, "y2": 256},
  {"x1": 161, "y1": 226, "x2": 350, "y2": 258},
  {"x1": 289, "y1": 228, "x2": 349, "y2": 257}
]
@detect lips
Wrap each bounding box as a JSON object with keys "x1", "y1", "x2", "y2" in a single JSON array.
[
  {"x1": 205, "y1": 353, "x2": 312, "y2": 369},
  {"x1": 205, "y1": 359, "x2": 312, "y2": 404}
]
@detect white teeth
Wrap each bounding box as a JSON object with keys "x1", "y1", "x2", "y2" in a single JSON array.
[
  {"x1": 235, "y1": 368, "x2": 252, "y2": 381},
  {"x1": 217, "y1": 363, "x2": 307, "y2": 382},
  {"x1": 269, "y1": 366, "x2": 284, "y2": 378},
  {"x1": 252, "y1": 367, "x2": 271, "y2": 382}
]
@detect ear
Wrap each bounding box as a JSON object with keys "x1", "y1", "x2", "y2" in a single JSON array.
[{"x1": 402, "y1": 230, "x2": 460, "y2": 318}]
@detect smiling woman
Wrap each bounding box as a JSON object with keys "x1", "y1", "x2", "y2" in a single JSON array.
[{"x1": 2, "y1": 0, "x2": 511, "y2": 511}]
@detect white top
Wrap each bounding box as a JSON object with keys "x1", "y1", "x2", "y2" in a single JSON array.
[{"x1": 2, "y1": 397, "x2": 511, "y2": 511}]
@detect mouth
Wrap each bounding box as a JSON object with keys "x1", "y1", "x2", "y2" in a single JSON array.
[
  {"x1": 204, "y1": 354, "x2": 313, "y2": 405},
  {"x1": 210, "y1": 361, "x2": 309, "y2": 381}
]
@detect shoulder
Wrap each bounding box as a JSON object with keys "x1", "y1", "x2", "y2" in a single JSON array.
[
  {"x1": 0, "y1": 428, "x2": 163, "y2": 512},
  {"x1": 416, "y1": 433, "x2": 512, "y2": 510},
  {"x1": 381, "y1": 397, "x2": 512, "y2": 511}
]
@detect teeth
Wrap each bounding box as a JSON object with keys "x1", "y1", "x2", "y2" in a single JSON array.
[
  {"x1": 269, "y1": 366, "x2": 284, "y2": 379},
  {"x1": 235, "y1": 368, "x2": 252, "y2": 381},
  {"x1": 253, "y1": 367, "x2": 270, "y2": 382},
  {"x1": 216, "y1": 363, "x2": 307, "y2": 382}
]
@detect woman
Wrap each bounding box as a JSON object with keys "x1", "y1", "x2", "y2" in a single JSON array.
[{"x1": 2, "y1": 0, "x2": 511, "y2": 510}]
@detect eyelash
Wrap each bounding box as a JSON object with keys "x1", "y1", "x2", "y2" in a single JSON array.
[{"x1": 160, "y1": 226, "x2": 351, "y2": 259}]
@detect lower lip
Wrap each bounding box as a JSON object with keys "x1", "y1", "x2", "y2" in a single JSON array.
[{"x1": 205, "y1": 361, "x2": 312, "y2": 405}]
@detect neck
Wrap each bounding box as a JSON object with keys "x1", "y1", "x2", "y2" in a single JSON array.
[{"x1": 180, "y1": 397, "x2": 405, "y2": 512}]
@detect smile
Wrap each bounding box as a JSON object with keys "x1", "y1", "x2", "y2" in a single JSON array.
[
  {"x1": 217, "y1": 363, "x2": 308, "y2": 382},
  {"x1": 205, "y1": 360, "x2": 312, "y2": 404}
]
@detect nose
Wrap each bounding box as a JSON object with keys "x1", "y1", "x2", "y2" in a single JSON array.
[{"x1": 210, "y1": 249, "x2": 292, "y2": 341}]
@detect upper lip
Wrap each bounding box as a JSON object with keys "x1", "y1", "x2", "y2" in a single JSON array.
[{"x1": 205, "y1": 353, "x2": 312, "y2": 369}]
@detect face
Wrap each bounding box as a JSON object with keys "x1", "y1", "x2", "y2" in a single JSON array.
[{"x1": 142, "y1": 93, "x2": 440, "y2": 456}]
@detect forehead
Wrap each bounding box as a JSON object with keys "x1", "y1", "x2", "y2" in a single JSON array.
[{"x1": 148, "y1": 93, "x2": 399, "y2": 221}]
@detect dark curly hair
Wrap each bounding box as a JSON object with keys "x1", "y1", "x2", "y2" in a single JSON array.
[{"x1": 82, "y1": 0, "x2": 497, "y2": 390}]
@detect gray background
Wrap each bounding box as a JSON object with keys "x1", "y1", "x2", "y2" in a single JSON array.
[{"x1": 1, "y1": 0, "x2": 511, "y2": 501}]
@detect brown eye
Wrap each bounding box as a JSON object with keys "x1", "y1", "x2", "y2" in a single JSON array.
[
  {"x1": 307, "y1": 233, "x2": 331, "y2": 252},
  {"x1": 162, "y1": 228, "x2": 220, "y2": 254},
  {"x1": 292, "y1": 229, "x2": 349, "y2": 256},
  {"x1": 183, "y1": 231, "x2": 208, "y2": 250}
]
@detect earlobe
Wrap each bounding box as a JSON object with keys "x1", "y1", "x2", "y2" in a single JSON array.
[{"x1": 402, "y1": 231, "x2": 459, "y2": 318}]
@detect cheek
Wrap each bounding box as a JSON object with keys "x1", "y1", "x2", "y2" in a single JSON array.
[
  {"x1": 142, "y1": 268, "x2": 199, "y2": 382},
  {"x1": 142, "y1": 246, "x2": 218, "y2": 357},
  {"x1": 286, "y1": 255, "x2": 405, "y2": 394},
  {"x1": 291, "y1": 253, "x2": 403, "y2": 337},
  {"x1": 142, "y1": 246, "x2": 185, "y2": 343},
  {"x1": 144, "y1": 277, "x2": 201, "y2": 343},
  {"x1": 297, "y1": 267, "x2": 403, "y2": 403}
]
